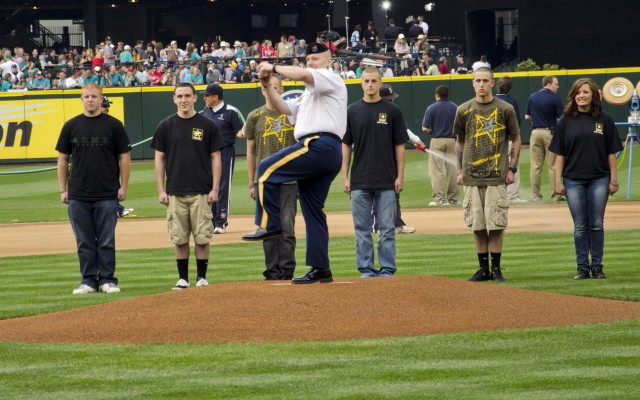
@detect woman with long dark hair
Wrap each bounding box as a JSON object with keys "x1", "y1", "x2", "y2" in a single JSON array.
[{"x1": 549, "y1": 78, "x2": 623, "y2": 280}]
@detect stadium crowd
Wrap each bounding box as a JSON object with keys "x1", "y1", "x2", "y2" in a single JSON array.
[{"x1": 0, "y1": 19, "x2": 471, "y2": 91}]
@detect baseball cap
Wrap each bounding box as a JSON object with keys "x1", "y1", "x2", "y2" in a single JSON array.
[
  {"x1": 233, "y1": 40, "x2": 242, "y2": 47},
  {"x1": 105, "y1": 36, "x2": 111, "y2": 41},
  {"x1": 201, "y1": 84, "x2": 224, "y2": 98},
  {"x1": 418, "y1": 34, "x2": 425, "y2": 39},
  {"x1": 220, "y1": 41, "x2": 228, "y2": 47},
  {"x1": 36, "y1": 70, "x2": 42, "y2": 75},
  {"x1": 101, "y1": 96, "x2": 113, "y2": 108},
  {"x1": 124, "y1": 45, "x2": 131, "y2": 50},
  {"x1": 398, "y1": 33, "x2": 405, "y2": 39},
  {"x1": 93, "y1": 66, "x2": 101, "y2": 73},
  {"x1": 379, "y1": 84, "x2": 399, "y2": 100},
  {"x1": 307, "y1": 42, "x2": 329, "y2": 55}
]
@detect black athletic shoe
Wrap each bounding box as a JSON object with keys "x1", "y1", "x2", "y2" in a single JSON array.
[
  {"x1": 468, "y1": 268, "x2": 491, "y2": 282},
  {"x1": 491, "y1": 267, "x2": 506, "y2": 282},
  {"x1": 574, "y1": 268, "x2": 591, "y2": 280},
  {"x1": 591, "y1": 266, "x2": 607, "y2": 279}
]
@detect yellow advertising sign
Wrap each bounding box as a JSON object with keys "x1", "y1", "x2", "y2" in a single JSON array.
[{"x1": 0, "y1": 93, "x2": 124, "y2": 161}]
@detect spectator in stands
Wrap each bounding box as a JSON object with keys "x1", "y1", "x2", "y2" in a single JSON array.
[
  {"x1": 148, "y1": 63, "x2": 163, "y2": 85},
  {"x1": 186, "y1": 43, "x2": 201, "y2": 62},
  {"x1": 1, "y1": 73, "x2": 12, "y2": 91},
  {"x1": 351, "y1": 37, "x2": 371, "y2": 53},
  {"x1": 123, "y1": 68, "x2": 139, "y2": 87},
  {"x1": 216, "y1": 41, "x2": 235, "y2": 60},
  {"x1": 394, "y1": 34, "x2": 412, "y2": 75},
  {"x1": 246, "y1": 41, "x2": 261, "y2": 58},
  {"x1": 412, "y1": 59, "x2": 427, "y2": 76},
  {"x1": 351, "y1": 24, "x2": 362, "y2": 48},
  {"x1": 364, "y1": 21, "x2": 379, "y2": 52},
  {"x1": 185, "y1": 65, "x2": 204, "y2": 84},
  {"x1": 120, "y1": 45, "x2": 134, "y2": 65},
  {"x1": 103, "y1": 37, "x2": 116, "y2": 67},
  {"x1": 206, "y1": 61, "x2": 223, "y2": 83},
  {"x1": 295, "y1": 39, "x2": 307, "y2": 57},
  {"x1": 381, "y1": 63, "x2": 394, "y2": 77},
  {"x1": 384, "y1": 18, "x2": 404, "y2": 41},
  {"x1": 471, "y1": 55, "x2": 491, "y2": 70},
  {"x1": 21, "y1": 54, "x2": 35, "y2": 75},
  {"x1": 101, "y1": 65, "x2": 122, "y2": 87},
  {"x1": 14, "y1": 74, "x2": 28, "y2": 89},
  {"x1": 32, "y1": 70, "x2": 50, "y2": 89},
  {"x1": 425, "y1": 57, "x2": 440, "y2": 75},
  {"x1": 161, "y1": 67, "x2": 177, "y2": 86},
  {"x1": 418, "y1": 16, "x2": 429, "y2": 36},
  {"x1": 13, "y1": 47, "x2": 25, "y2": 67},
  {"x1": 277, "y1": 35, "x2": 294, "y2": 58},
  {"x1": 92, "y1": 49, "x2": 105, "y2": 71},
  {"x1": 200, "y1": 42, "x2": 210, "y2": 55},
  {"x1": 233, "y1": 41, "x2": 245, "y2": 59},
  {"x1": 142, "y1": 43, "x2": 157, "y2": 64},
  {"x1": 408, "y1": 18, "x2": 423, "y2": 42},
  {"x1": 224, "y1": 61, "x2": 242, "y2": 83},
  {"x1": 453, "y1": 55, "x2": 469, "y2": 74},
  {"x1": 260, "y1": 40, "x2": 275, "y2": 58},
  {"x1": 31, "y1": 48, "x2": 41, "y2": 70},
  {"x1": 438, "y1": 56, "x2": 451, "y2": 74}
]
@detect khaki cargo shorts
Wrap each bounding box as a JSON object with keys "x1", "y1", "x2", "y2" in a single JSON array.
[
  {"x1": 462, "y1": 185, "x2": 509, "y2": 231},
  {"x1": 166, "y1": 194, "x2": 214, "y2": 245}
]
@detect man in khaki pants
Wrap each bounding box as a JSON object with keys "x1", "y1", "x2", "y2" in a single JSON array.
[{"x1": 524, "y1": 75, "x2": 565, "y2": 201}]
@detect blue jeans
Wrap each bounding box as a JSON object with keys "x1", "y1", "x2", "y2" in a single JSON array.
[
  {"x1": 68, "y1": 199, "x2": 119, "y2": 288},
  {"x1": 351, "y1": 189, "x2": 396, "y2": 277},
  {"x1": 563, "y1": 176, "x2": 609, "y2": 270}
]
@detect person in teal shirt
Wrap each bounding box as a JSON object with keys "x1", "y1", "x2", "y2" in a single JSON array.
[
  {"x1": 1, "y1": 73, "x2": 12, "y2": 91},
  {"x1": 82, "y1": 68, "x2": 100, "y2": 86},
  {"x1": 119, "y1": 45, "x2": 134, "y2": 64},
  {"x1": 101, "y1": 65, "x2": 123, "y2": 87},
  {"x1": 32, "y1": 70, "x2": 51, "y2": 89},
  {"x1": 184, "y1": 65, "x2": 203, "y2": 84}
]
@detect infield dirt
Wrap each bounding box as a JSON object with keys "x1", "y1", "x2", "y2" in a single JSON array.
[{"x1": 1, "y1": 203, "x2": 639, "y2": 344}]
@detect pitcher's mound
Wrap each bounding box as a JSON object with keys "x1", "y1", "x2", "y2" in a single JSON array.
[{"x1": 2, "y1": 275, "x2": 640, "y2": 344}]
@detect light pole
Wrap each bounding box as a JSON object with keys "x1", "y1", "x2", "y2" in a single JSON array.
[{"x1": 382, "y1": 1, "x2": 391, "y2": 23}]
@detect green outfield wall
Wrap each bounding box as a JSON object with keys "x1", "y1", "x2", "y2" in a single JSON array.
[{"x1": 2, "y1": 68, "x2": 639, "y2": 164}]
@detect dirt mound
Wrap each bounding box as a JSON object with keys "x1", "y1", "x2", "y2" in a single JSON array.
[{"x1": 1, "y1": 275, "x2": 640, "y2": 344}]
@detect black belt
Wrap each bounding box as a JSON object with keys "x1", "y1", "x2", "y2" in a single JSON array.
[{"x1": 299, "y1": 132, "x2": 341, "y2": 142}]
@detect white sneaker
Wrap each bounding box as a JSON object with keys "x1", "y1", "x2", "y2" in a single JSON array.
[
  {"x1": 396, "y1": 225, "x2": 416, "y2": 234},
  {"x1": 213, "y1": 227, "x2": 225, "y2": 234},
  {"x1": 99, "y1": 283, "x2": 121, "y2": 294},
  {"x1": 72, "y1": 284, "x2": 97, "y2": 295},
  {"x1": 428, "y1": 201, "x2": 440, "y2": 206},
  {"x1": 196, "y1": 277, "x2": 209, "y2": 287},
  {"x1": 509, "y1": 198, "x2": 528, "y2": 203},
  {"x1": 121, "y1": 208, "x2": 134, "y2": 217},
  {"x1": 172, "y1": 279, "x2": 190, "y2": 291}
]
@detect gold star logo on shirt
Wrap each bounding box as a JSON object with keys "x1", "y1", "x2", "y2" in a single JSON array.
[
  {"x1": 263, "y1": 114, "x2": 294, "y2": 145},
  {"x1": 471, "y1": 108, "x2": 505, "y2": 167}
]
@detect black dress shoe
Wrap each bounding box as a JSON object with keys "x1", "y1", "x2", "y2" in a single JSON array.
[
  {"x1": 242, "y1": 228, "x2": 283, "y2": 241},
  {"x1": 292, "y1": 268, "x2": 333, "y2": 284}
]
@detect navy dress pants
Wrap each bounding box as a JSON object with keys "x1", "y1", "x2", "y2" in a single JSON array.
[{"x1": 255, "y1": 134, "x2": 342, "y2": 270}]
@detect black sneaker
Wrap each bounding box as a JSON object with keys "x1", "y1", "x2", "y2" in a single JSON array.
[
  {"x1": 574, "y1": 268, "x2": 590, "y2": 280},
  {"x1": 468, "y1": 268, "x2": 491, "y2": 282},
  {"x1": 591, "y1": 266, "x2": 607, "y2": 279},
  {"x1": 491, "y1": 267, "x2": 506, "y2": 282}
]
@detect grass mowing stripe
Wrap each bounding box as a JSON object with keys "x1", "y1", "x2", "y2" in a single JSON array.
[{"x1": 0, "y1": 320, "x2": 638, "y2": 399}]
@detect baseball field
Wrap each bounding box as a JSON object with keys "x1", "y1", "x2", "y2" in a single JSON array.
[{"x1": 1, "y1": 149, "x2": 640, "y2": 399}]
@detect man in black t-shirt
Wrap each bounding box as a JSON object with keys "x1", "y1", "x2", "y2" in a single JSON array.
[
  {"x1": 342, "y1": 67, "x2": 409, "y2": 277},
  {"x1": 56, "y1": 82, "x2": 131, "y2": 295},
  {"x1": 151, "y1": 83, "x2": 224, "y2": 290}
]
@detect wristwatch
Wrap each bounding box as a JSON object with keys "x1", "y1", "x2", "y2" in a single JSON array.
[{"x1": 508, "y1": 165, "x2": 518, "y2": 173}]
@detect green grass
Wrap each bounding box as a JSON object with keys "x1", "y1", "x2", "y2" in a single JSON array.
[
  {"x1": 1, "y1": 321, "x2": 639, "y2": 399},
  {"x1": 2, "y1": 146, "x2": 640, "y2": 223},
  {"x1": 1, "y1": 148, "x2": 640, "y2": 398}
]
